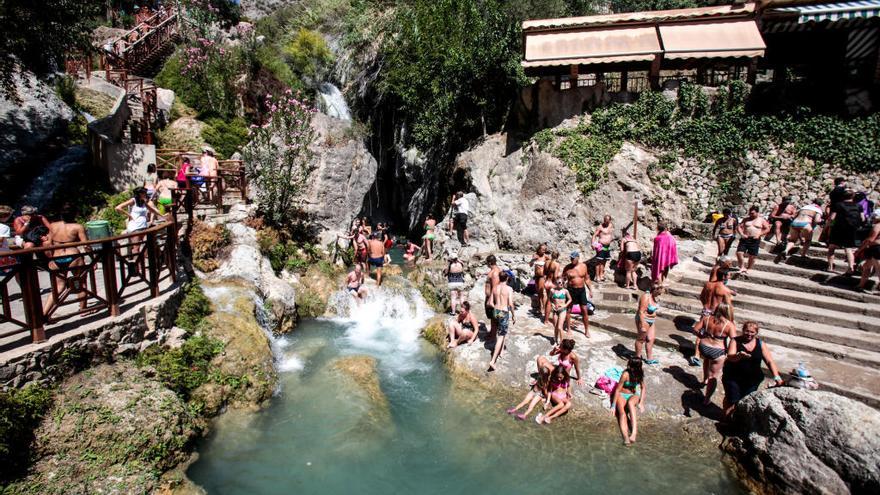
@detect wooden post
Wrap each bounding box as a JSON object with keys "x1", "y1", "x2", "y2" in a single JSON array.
[
  {"x1": 649, "y1": 54, "x2": 662, "y2": 90},
  {"x1": 19, "y1": 254, "x2": 46, "y2": 343},
  {"x1": 621, "y1": 71, "x2": 629, "y2": 92},
  {"x1": 101, "y1": 240, "x2": 120, "y2": 317},
  {"x1": 215, "y1": 176, "x2": 224, "y2": 214},
  {"x1": 166, "y1": 223, "x2": 178, "y2": 283},
  {"x1": 146, "y1": 231, "x2": 160, "y2": 298},
  {"x1": 746, "y1": 58, "x2": 758, "y2": 85}
]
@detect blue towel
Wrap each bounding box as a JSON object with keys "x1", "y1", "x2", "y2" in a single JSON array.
[{"x1": 603, "y1": 366, "x2": 624, "y2": 382}]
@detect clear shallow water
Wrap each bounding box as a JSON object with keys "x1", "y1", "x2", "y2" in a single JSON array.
[{"x1": 188, "y1": 284, "x2": 744, "y2": 495}]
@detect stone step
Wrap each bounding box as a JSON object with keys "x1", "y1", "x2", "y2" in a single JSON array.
[
  {"x1": 694, "y1": 253, "x2": 865, "y2": 286},
  {"x1": 666, "y1": 284, "x2": 880, "y2": 332},
  {"x1": 589, "y1": 311, "x2": 880, "y2": 408},
  {"x1": 680, "y1": 262, "x2": 880, "y2": 304},
  {"x1": 756, "y1": 239, "x2": 845, "y2": 262},
  {"x1": 598, "y1": 302, "x2": 880, "y2": 368}
]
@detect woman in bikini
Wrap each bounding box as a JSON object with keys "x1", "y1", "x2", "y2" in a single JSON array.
[
  {"x1": 507, "y1": 366, "x2": 550, "y2": 421},
  {"x1": 610, "y1": 357, "x2": 646, "y2": 445},
  {"x1": 787, "y1": 198, "x2": 823, "y2": 257},
  {"x1": 530, "y1": 244, "x2": 549, "y2": 318},
  {"x1": 444, "y1": 252, "x2": 466, "y2": 314},
  {"x1": 402, "y1": 239, "x2": 421, "y2": 262},
  {"x1": 542, "y1": 251, "x2": 561, "y2": 323},
  {"x1": 537, "y1": 364, "x2": 572, "y2": 424},
  {"x1": 712, "y1": 208, "x2": 738, "y2": 257},
  {"x1": 536, "y1": 338, "x2": 583, "y2": 386},
  {"x1": 691, "y1": 302, "x2": 735, "y2": 405},
  {"x1": 620, "y1": 229, "x2": 641, "y2": 290},
  {"x1": 634, "y1": 283, "x2": 662, "y2": 365},
  {"x1": 446, "y1": 301, "x2": 479, "y2": 348},
  {"x1": 546, "y1": 277, "x2": 571, "y2": 345},
  {"x1": 855, "y1": 210, "x2": 880, "y2": 294},
  {"x1": 421, "y1": 214, "x2": 437, "y2": 260}
]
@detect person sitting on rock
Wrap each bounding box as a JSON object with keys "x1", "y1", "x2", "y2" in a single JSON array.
[
  {"x1": 446, "y1": 301, "x2": 479, "y2": 349},
  {"x1": 537, "y1": 364, "x2": 572, "y2": 424},
  {"x1": 507, "y1": 365, "x2": 550, "y2": 421},
  {"x1": 722, "y1": 321, "x2": 784, "y2": 421},
  {"x1": 345, "y1": 264, "x2": 367, "y2": 301},
  {"x1": 610, "y1": 357, "x2": 646, "y2": 445},
  {"x1": 402, "y1": 239, "x2": 421, "y2": 262},
  {"x1": 13, "y1": 205, "x2": 52, "y2": 249},
  {"x1": 537, "y1": 338, "x2": 583, "y2": 387}
]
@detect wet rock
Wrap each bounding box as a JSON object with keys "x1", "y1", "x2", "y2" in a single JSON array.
[
  {"x1": 164, "y1": 326, "x2": 189, "y2": 350},
  {"x1": 723, "y1": 388, "x2": 880, "y2": 495},
  {"x1": 0, "y1": 71, "x2": 74, "y2": 167},
  {"x1": 330, "y1": 355, "x2": 392, "y2": 438}
]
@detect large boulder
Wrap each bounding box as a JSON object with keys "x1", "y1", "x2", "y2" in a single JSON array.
[
  {"x1": 301, "y1": 112, "x2": 378, "y2": 244},
  {"x1": 440, "y1": 132, "x2": 692, "y2": 256},
  {"x1": 723, "y1": 387, "x2": 880, "y2": 494}
]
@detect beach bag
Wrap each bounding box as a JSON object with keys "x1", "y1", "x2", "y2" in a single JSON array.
[
  {"x1": 504, "y1": 269, "x2": 522, "y2": 292},
  {"x1": 595, "y1": 375, "x2": 616, "y2": 394}
]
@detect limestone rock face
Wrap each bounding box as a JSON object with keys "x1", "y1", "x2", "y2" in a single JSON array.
[
  {"x1": 724, "y1": 387, "x2": 880, "y2": 494},
  {"x1": 0, "y1": 71, "x2": 75, "y2": 165},
  {"x1": 441, "y1": 134, "x2": 691, "y2": 255},
  {"x1": 302, "y1": 112, "x2": 378, "y2": 244}
]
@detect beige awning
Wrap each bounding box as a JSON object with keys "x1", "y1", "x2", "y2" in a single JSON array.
[
  {"x1": 523, "y1": 26, "x2": 661, "y2": 67},
  {"x1": 659, "y1": 20, "x2": 766, "y2": 59}
]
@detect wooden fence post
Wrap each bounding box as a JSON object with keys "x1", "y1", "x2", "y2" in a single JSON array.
[
  {"x1": 101, "y1": 240, "x2": 120, "y2": 316},
  {"x1": 146, "y1": 232, "x2": 160, "y2": 298},
  {"x1": 19, "y1": 254, "x2": 46, "y2": 343}
]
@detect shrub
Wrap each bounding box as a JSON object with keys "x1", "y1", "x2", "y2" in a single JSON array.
[
  {"x1": 202, "y1": 117, "x2": 250, "y2": 159},
  {"x1": 189, "y1": 221, "x2": 231, "y2": 272},
  {"x1": 175, "y1": 282, "x2": 213, "y2": 331},
  {"x1": 295, "y1": 287, "x2": 326, "y2": 318},
  {"x1": 0, "y1": 385, "x2": 53, "y2": 481},
  {"x1": 136, "y1": 335, "x2": 224, "y2": 400},
  {"x1": 283, "y1": 28, "x2": 334, "y2": 82},
  {"x1": 94, "y1": 190, "x2": 133, "y2": 235}
]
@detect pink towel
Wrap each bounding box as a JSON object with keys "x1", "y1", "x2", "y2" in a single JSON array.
[{"x1": 651, "y1": 231, "x2": 679, "y2": 281}]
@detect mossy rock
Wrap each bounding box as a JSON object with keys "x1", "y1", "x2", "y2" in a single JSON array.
[{"x1": 421, "y1": 315, "x2": 449, "y2": 350}]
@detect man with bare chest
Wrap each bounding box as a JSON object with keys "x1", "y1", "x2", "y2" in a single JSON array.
[
  {"x1": 736, "y1": 206, "x2": 771, "y2": 276},
  {"x1": 367, "y1": 232, "x2": 387, "y2": 286},
  {"x1": 484, "y1": 254, "x2": 501, "y2": 337},
  {"x1": 592, "y1": 215, "x2": 614, "y2": 283},
  {"x1": 564, "y1": 251, "x2": 594, "y2": 338},
  {"x1": 488, "y1": 271, "x2": 515, "y2": 371}
]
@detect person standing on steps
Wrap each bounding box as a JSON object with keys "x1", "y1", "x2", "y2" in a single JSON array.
[
  {"x1": 564, "y1": 251, "x2": 594, "y2": 338},
  {"x1": 488, "y1": 271, "x2": 515, "y2": 372},
  {"x1": 484, "y1": 254, "x2": 502, "y2": 339},
  {"x1": 788, "y1": 198, "x2": 823, "y2": 257},
  {"x1": 691, "y1": 303, "x2": 735, "y2": 405},
  {"x1": 735, "y1": 206, "x2": 771, "y2": 276},
  {"x1": 856, "y1": 210, "x2": 880, "y2": 293},
  {"x1": 530, "y1": 243, "x2": 549, "y2": 319},
  {"x1": 634, "y1": 283, "x2": 662, "y2": 365},
  {"x1": 700, "y1": 268, "x2": 735, "y2": 322},
  {"x1": 445, "y1": 251, "x2": 466, "y2": 314},
  {"x1": 821, "y1": 177, "x2": 848, "y2": 243},
  {"x1": 827, "y1": 190, "x2": 864, "y2": 275},
  {"x1": 712, "y1": 209, "x2": 738, "y2": 257},
  {"x1": 768, "y1": 196, "x2": 797, "y2": 249},
  {"x1": 722, "y1": 321, "x2": 784, "y2": 420},
  {"x1": 651, "y1": 222, "x2": 679, "y2": 287},
  {"x1": 620, "y1": 229, "x2": 641, "y2": 290},
  {"x1": 446, "y1": 301, "x2": 480, "y2": 349},
  {"x1": 451, "y1": 191, "x2": 470, "y2": 246},
  {"x1": 366, "y1": 232, "x2": 387, "y2": 286},
  {"x1": 345, "y1": 264, "x2": 367, "y2": 301},
  {"x1": 592, "y1": 215, "x2": 614, "y2": 283}
]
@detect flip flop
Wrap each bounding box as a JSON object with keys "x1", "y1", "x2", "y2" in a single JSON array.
[
  {"x1": 516, "y1": 413, "x2": 526, "y2": 421},
  {"x1": 535, "y1": 413, "x2": 544, "y2": 424},
  {"x1": 644, "y1": 359, "x2": 660, "y2": 365},
  {"x1": 506, "y1": 408, "x2": 517, "y2": 415}
]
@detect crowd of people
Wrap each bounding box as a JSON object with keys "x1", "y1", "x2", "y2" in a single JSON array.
[{"x1": 333, "y1": 177, "x2": 876, "y2": 442}]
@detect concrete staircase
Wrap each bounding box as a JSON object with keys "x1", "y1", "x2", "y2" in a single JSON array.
[{"x1": 593, "y1": 240, "x2": 880, "y2": 409}]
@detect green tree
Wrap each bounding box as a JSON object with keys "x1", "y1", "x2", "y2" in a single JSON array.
[
  {"x1": 379, "y1": 0, "x2": 527, "y2": 152},
  {"x1": 0, "y1": 0, "x2": 101, "y2": 101},
  {"x1": 283, "y1": 28, "x2": 334, "y2": 83},
  {"x1": 609, "y1": 0, "x2": 709, "y2": 13}
]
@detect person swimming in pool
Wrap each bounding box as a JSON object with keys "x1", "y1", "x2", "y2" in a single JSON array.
[{"x1": 610, "y1": 357, "x2": 646, "y2": 445}]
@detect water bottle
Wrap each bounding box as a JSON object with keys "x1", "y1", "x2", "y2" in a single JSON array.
[{"x1": 796, "y1": 362, "x2": 810, "y2": 378}]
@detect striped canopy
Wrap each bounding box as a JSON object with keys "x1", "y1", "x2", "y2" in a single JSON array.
[{"x1": 777, "y1": 0, "x2": 880, "y2": 24}]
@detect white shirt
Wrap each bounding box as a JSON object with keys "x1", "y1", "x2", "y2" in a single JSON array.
[
  {"x1": 453, "y1": 197, "x2": 469, "y2": 216},
  {"x1": 800, "y1": 204, "x2": 823, "y2": 214},
  {"x1": 0, "y1": 224, "x2": 10, "y2": 251}
]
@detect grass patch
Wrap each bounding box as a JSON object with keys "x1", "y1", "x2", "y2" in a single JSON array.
[
  {"x1": 136, "y1": 336, "x2": 224, "y2": 400},
  {"x1": 174, "y1": 282, "x2": 213, "y2": 332},
  {"x1": 74, "y1": 86, "x2": 117, "y2": 119},
  {"x1": 0, "y1": 385, "x2": 53, "y2": 482}
]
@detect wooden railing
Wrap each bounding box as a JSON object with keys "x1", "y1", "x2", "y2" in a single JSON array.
[
  {"x1": 103, "y1": 9, "x2": 179, "y2": 73},
  {"x1": 105, "y1": 68, "x2": 158, "y2": 144},
  {"x1": 157, "y1": 149, "x2": 248, "y2": 213},
  {"x1": 0, "y1": 222, "x2": 178, "y2": 347}
]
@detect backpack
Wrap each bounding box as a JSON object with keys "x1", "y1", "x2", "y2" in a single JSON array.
[
  {"x1": 839, "y1": 204, "x2": 863, "y2": 229},
  {"x1": 504, "y1": 269, "x2": 522, "y2": 292}
]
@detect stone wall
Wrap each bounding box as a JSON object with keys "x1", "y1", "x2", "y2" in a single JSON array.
[{"x1": 0, "y1": 284, "x2": 185, "y2": 389}]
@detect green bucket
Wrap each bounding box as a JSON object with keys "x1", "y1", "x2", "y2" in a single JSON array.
[{"x1": 85, "y1": 220, "x2": 111, "y2": 249}]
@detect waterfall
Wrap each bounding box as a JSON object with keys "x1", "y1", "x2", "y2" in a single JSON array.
[
  {"x1": 317, "y1": 82, "x2": 352, "y2": 121},
  {"x1": 18, "y1": 145, "x2": 87, "y2": 209}
]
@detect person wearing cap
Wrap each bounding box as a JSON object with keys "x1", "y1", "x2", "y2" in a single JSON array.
[
  {"x1": 855, "y1": 209, "x2": 880, "y2": 293},
  {"x1": 769, "y1": 196, "x2": 797, "y2": 247},
  {"x1": 445, "y1": 251, "x2": 465, "y2": 314},
  {"x1": 13, "y1": 205, "x2": 52, "y2": 249},
  {"x1": 563, "y1": 250, "x2": 594, "y2": 338}
]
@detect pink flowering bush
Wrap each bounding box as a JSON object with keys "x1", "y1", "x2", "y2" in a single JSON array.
[{"x1": 243, "y1": 91, "x2": 318, "y2": 225}]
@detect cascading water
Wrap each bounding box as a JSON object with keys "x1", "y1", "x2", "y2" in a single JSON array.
[
  {"x1": 317, "y1": 82, "x2": 352, "y2": 121},
  {"x1": 188, "y1": 275, "x2": 744, "y2": 494},
  {"x1": 17, "y1": 145, "x2": 87, "y2": 209}
]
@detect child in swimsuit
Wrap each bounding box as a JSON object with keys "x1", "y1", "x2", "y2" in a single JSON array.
[
  {"x1": 507, "y1": 367, "x2": 550, "y2": 421},
  {"x1": 548, "y1": 279, "x2": 570, "y2": 345},
  {"x1": 610, "y1": 357, "x2": 646, "y2": 445},
  {"x1": 537, "y1": 365, "x2": 572, "y2": 424}
]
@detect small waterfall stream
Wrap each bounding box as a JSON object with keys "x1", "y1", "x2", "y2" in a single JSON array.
[{"x1": 317, "y1": 82, "x2": 352, "y2": 121}]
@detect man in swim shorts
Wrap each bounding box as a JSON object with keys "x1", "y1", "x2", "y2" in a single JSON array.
[
  {"x1": 736, "y1": 206, "x2": 771, "y2": 276},
  {"x1": 769, "y1": 196, "x2": 797, "y2": 248},
  {"x1": 488, "y1": 271, "x2": 515, "y2": 371},
  {"x1": 484, "y1": 254, "x2": 501, "y2": 337},
  {"x1": 564, "y1": 251, "x2": 594, "y2": 338},
  {"x1": 592, "y1": 215, "x2": 614, "y2": 283},
  {"x1": 366, "y1": 232, "x2": 387, "y2": 286}
]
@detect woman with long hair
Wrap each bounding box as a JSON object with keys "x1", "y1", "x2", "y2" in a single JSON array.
[
  {"x1": 691, "y1": 302, "x2": 735, "y2": 405},
  {"x1": 610, "y1": 357, "x2": 646, "y2": 445},
  {"x1": 634, "y1": 283, "x2": 663, "y2": 365},
  {"x1": 537, "y1": 364, "x2": 572, "y2": 424}
]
